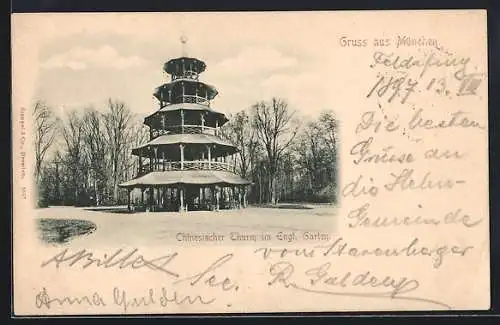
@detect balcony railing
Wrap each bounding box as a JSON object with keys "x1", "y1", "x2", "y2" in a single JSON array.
[
  {"x1": 138, "y1": 160, "x2": 237, "y2": 175},
  {"x1": 171, "y1": 71, "x2": 199, "y2": 81},
  {"x1": 174, "y1": 95, "x2": 210, "y2": 106},
  {"x1": 152, "y1": 125, "x2": 218, "y2": 137}
]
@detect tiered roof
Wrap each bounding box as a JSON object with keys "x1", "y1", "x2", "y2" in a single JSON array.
[
  {"x1": 120, "y1": 53, "x2": 251, "y2": 188},
  {"x1": 120, "y1": 170, "x2": 250, "y2": 187}
]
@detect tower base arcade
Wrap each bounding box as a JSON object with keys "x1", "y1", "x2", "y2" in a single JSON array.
[{"x1": 125, "y1": 184, "x2": 248, "y2": 212}]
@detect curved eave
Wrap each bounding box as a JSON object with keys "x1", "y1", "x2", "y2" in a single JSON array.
[
  {"x1": 131, "y1": 134, "x2": 238, "y2": 156},
  {"x1": 119, "y1": 170, "x2": 251, "y2": 188},
  {"x1": 144, "y1": 104, "x2": 229, "y2": 126},
  {"x1": 164, "y1": 57, "x2": 206, "y2": 74},
  {"x1": 153, "y1": 81, "x2": 218, "y2": 100}
]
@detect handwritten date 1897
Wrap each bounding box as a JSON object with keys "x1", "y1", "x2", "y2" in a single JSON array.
[{"x1": 366, "y1": 73, "x2": 418, "y2": 104}]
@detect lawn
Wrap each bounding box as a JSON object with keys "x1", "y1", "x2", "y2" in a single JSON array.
[{"x1": 34, "y1": 203, "x2": 337, "y2": 248}]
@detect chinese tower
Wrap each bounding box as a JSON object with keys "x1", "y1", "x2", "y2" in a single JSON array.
[{"x1": 120, "y1": 37, "x2": 251, "y2": 212}]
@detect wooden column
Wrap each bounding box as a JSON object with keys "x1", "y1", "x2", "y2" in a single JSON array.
[
  {"x1": 231, "y1": 187, "x2": 236, "y2": 208},
  {"x1": 223, "y1": 186, "x2": 227, "y2": 208},
  {"x1": 141, "y1": 188, "x2": 145, "y2": 205},
  {"x1": 201, "y1": 187, "x2": 206, "y2": 209},
  {"x1": 159, "y1": 186, "x2": 163, "y2": 208},
  {"x1": 180, "y1": 144, "x2": 185, "y2": 170},
  {"x1": 207, "y1": 145, "x2": 212, "y2": 169},
  {"x1": 215, "y1": 186, "x2": 220, "y2": 211},
  {"x1": 180, "y1": 109, "x2": 185, "y2": 133},
  {"x1": 149, "y1": 148, "x2": 152, "y2": 171},
  {"x1": 243, "y1": 186, "x2": 248, "y2": 208},
  {"x1": 151, "y1": 186, "x2": 158, "y2": 211},
  {"x1": 166, "y1": 187, "x2": 170, "y2": 209},
  {"x1": 161, "y1": 114, "x2": 166, "y2": 131},
  {"x1": 148, "y1": 186, "x2": 153, "y2": 211},
  {"x1": 201, "y1": 113, "x2": 205, "y2": 132},
  {"x1": 162, "y1": 151, "x2": 166, "y2": 171},
  {"x1": 210, "y1": 186, "x2": 215, "y2": 211},
  {"x1": 154, "y1": 147, "x2": 158, "y2": 171},
  {"x1": 152, "y1": 187, "x2": 156, "y2": 211},
  {"x1": 127, "y1": 189, "x2": 131, "y2": 211},
  {"x1": 179, "y1": 186, "x2": 184, "y2": 212},
  {"x1": 138, "y1": 154, "x2": 142, "y2": 174},
  {"x1": 215, "y1": 120, "x2": 219, "y2": 136},
  {"x1": 238, "y1": 187, "x2": 242, "y2": 209}
]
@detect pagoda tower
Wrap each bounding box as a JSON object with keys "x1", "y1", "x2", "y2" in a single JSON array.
[{"x1": 120, "y1": 38, "x2": 251, "y2": 212}]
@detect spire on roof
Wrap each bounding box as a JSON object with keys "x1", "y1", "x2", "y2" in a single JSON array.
[{"x1": 180, "y1": 34, "x2": 188, "y2": 56}]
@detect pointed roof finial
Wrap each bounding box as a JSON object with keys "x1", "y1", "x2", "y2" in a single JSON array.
[{"x1": 180, "y1": 34, "x2": 188, "y2": 56}]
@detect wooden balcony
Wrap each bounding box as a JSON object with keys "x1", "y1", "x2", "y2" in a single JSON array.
[
  {"x1": 138, "y1": 160, "x2": 237, "y2": 175},
  {"x1": 171, "y1": 70, "x2": 199, "y2": 81},
  {"x1": 152, "y1": 124, "x2": 218, "y2": 137},
  {"x1": 174, "y1": 95, "x2": 210, "y2": 106}
]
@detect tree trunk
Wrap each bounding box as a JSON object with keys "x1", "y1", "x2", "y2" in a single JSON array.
[{"x1": 269, "y1": 172, "x2": 277, "y2": 204}]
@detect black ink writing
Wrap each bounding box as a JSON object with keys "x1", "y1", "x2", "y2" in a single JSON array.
[
  {"x1": 347, "y1": 203, "x2": 481, "y2": 228},
  {"x1": 350, "y1": 137, "x2": 415, "y2": 164},
  {"x1": 40, "y1": 248, "x2": 179, "y2": 278},
  {"x1": 35, "y1": 287, "x2": 106, "y2": 309},
  {"x1": 113, "y1": 287, "x2": 215, "y2": 312},
  {"x1": 267, "y1": 261, "x2": 451, "y2": 309},
  {"x1": 366, "y1": 73, "x2": 418, "y2": 104},
  {"x1": 342, "y1": 175, "x2": 379, "y2": 198},
  {"x1": 355, "y1": 111, "x2": 400, "y2": 134},
  {"x1": 408, "y1": 109, "x2": 485, "y2": 131},
  {"x1": 255, "y1": 237, "x2": 474, "y2": 269},
  {"x1": 173, "y1": 253, "x2": 239, "y2": 292},
  {"x1": 384, "y1": 169, "x2": 465, "y2": 192}
]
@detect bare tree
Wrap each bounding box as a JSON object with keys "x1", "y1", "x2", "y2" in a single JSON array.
[
  {"x1": 33, "y1": 100, "x2": 58, "y2": 184},
  {"x1": 121, "y1": 115, "x2": 149, "y2": 183},
  {"x1": 220, "y1": 110, "x2": 256, "y2": 178},
  {"x1": 82, "y1": 108, "x2": 108, "y2": 205},
  {"x1": 318, "y1": 111, "x2": 338, "y2": 154},
  {"x1": 293, "y1": 110, "x2": 338, "y2": 202},
  {"x1": 62, "y1": 110, "x2": 85, "y2": 204},
  {"x1": 252, "y1": 98, "x2": 299, "y2": 204},
  {"x1": 103, "y1": 99, "x2": 133, "y2": 204}
]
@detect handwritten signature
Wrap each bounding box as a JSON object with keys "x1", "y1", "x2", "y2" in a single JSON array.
[
  {"x1": 35, "y1": 287, "x2": 106, "y2": 309},
  {"x1": 37, "y1": 250, "x2": 239, "y2": 311},
  {"x1": 35, "y1": 287, "x2": 215, "y2": 311},
  {"x1": 40, "y1": 248, "x2": 179, "y2": 278},
  {"x1": 266, "y1": 261, "x2": 452, "y2": 309}
]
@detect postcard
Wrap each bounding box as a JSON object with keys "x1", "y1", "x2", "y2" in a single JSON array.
[{"x1": 11, "y1": 10, "x2": 489, "y2": 315}]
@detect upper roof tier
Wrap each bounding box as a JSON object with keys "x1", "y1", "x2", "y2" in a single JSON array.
[
  {"x1": 153, "y1": 80, "x2": 218, "y2": 103},
  {"x1": 144, "y1": 103, "x2": 229, "y2": 128},
  {"x1": 131, "y1": 133, "x2": 238, "y2": 156},
  {"x1": 164, "y1": 57, "x2": 206, "y2": 75}
]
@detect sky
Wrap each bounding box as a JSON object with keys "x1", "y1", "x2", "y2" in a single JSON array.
[{"x1": 25, "y1": 12, "x2": 344, "y2": 120}]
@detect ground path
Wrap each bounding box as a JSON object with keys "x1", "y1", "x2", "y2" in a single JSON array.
[{"x1": 35, "y1": 204, "x2": 337, "y2": 248}]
